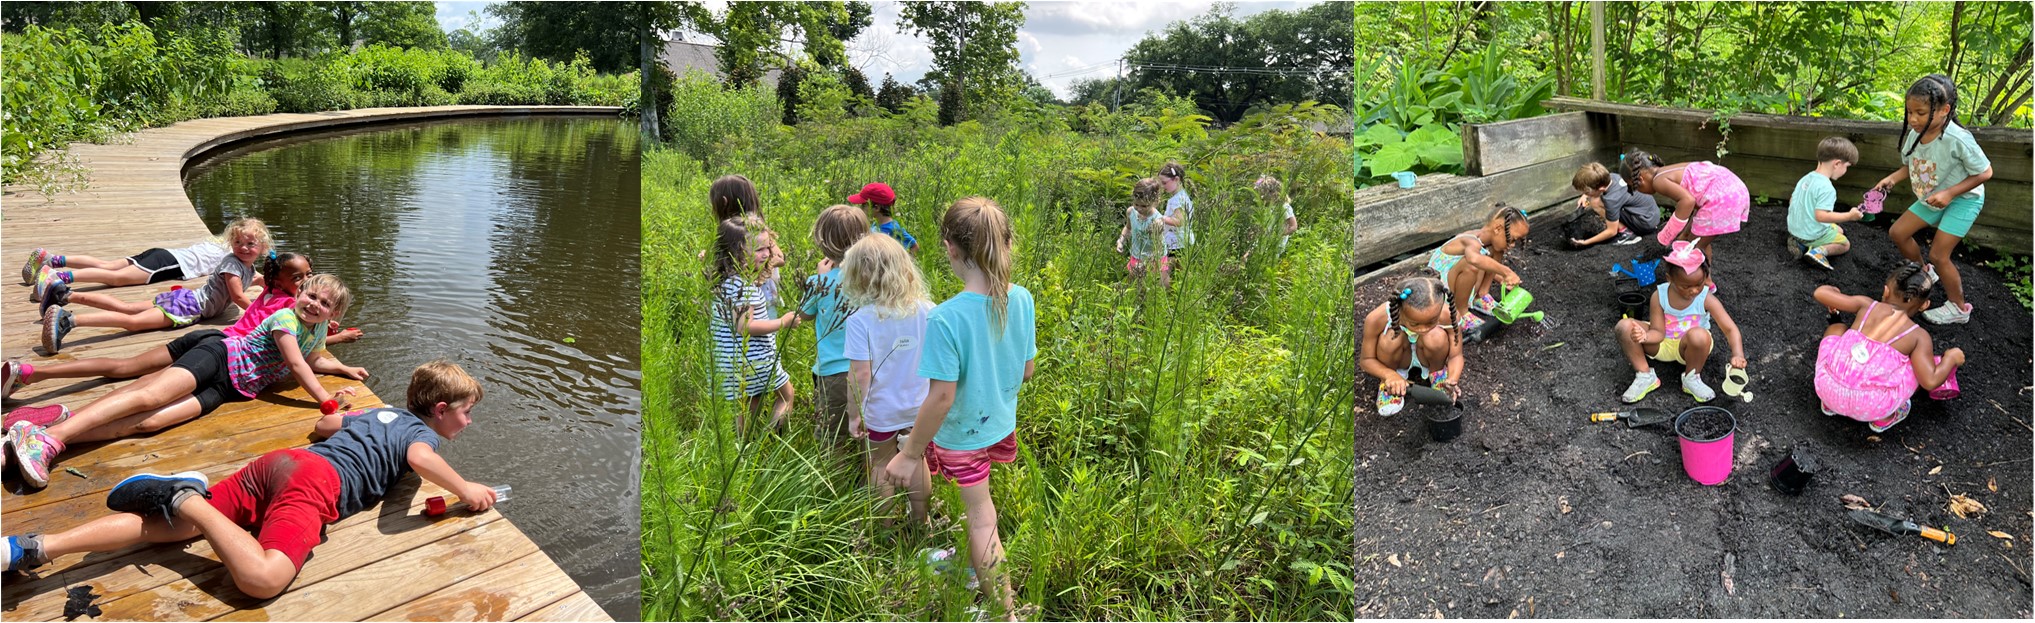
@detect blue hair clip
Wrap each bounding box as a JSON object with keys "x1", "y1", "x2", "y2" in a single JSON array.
[
  {"x1": 1618, "y1": 153, "x2": 1626, "y2": 162},
  {"x1": 1399, "y1": 287, "x2": 1413, "y2": 299},
  {"x1": 267, "y1": 249, "x2": 277, "y2": 261}
]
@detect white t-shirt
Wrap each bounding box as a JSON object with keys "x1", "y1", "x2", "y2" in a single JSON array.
[
  {"x1": 169, "y1": 241, "x2": 232, "y2": 281},
  {"x1": 842, "y1": 300, "x2": 935, "y2": 433},
  {"x1": 1163, "y1": 190, "x2": 1194, "y2": 250}
]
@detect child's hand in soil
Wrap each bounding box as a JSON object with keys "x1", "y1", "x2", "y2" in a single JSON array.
[
  {"x1": 1925, "y1": 190, "x2": 1956, "y2": 208},
  {"x1": 1436, "y1": 379, "x2": 1461, "y2": 402},
  {"x1": 1943, "y1": 347, "x2": 1966, "y2": 368}
]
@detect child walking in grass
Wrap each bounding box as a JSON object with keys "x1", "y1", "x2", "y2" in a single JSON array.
[
  {"x1": 1788, "y1": 137, "x2": 1865, "y2": 270},
  {"x1": 24, "y1": 217, "x2": 271, "y2": 301},
  {"x1": 712, "y1": 174, "x2": 789, "y2": 317},
  {"x1": 1872, "y1": 74, "x2": 1995, "y2": 325},
  {"x1": 1612, "y1": 242, "x2": 1746, "y2": 404},
  {"x1": 4, "y1": 253, "x2": 357, "y2": 401},
  {"x1": 5, "y1": 361, "x2": 495, "y2": 600},
  {"x1": 1425, "y1": 204, "x2": 1528, "y2": 336},
  {"x1": 1116, "y1": 177, "x2": 1170, "y2": 283},
  {"x1": 1359, "y1": 276, "x2": 1464, "y2": 417},
  {"x1": 883, "y1": 197, "x2": 1036, "y2": 620},
  {"x1": 802, "y1": 205, "x2": 869, "y2": 441},
  {"x1": 840, "y1": 234, "x2": 935, "y2": 524},
  {"x1": 1255, "y1": 174, "x2": 1300, "y2": 255},
  {"x1": 1812, "y1": 262, "x2": 1967, "y2": 432},
  {"x1": 4, "y1": 275, "x2": 365, "y2": 490},
  {"x1": 710, "y1": 216, "x2": 800, "y2": 432},
  {"x1": 39, "y1": 218, "x2": 274, "y2": 356},
  {"x1": 851, "y1": 182, "x2": 917, "y2": 252},
  {"x1": 1623, "y1": 149, "x2": 1751, "y2": 263}
]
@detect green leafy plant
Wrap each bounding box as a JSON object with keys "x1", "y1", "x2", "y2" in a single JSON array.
[{"x1": 1983, "y1": 254, "x2": 2033, "y2": 310}]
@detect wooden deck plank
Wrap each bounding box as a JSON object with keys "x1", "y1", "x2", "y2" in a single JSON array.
[
  {"x1": 516, "y1": 592, "x2": 609, "y2": 622},
  {"x1": 3, "y1": 105, "x2": 614, "y2": 621}
]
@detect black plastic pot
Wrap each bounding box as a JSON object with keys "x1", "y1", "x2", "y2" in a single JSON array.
[
  {"x1": 1768, "y1": 445, "x2": 1820, "y2": 495},
  {"x1": 1426, "y1": 401, "x2": 1464, "y2": 442}
]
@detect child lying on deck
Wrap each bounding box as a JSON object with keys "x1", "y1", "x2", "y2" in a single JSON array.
[{"x1": 4, "y1": 361, "x2": 497, "y2": 600}]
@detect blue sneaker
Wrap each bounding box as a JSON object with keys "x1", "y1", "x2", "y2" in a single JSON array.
[
  {"x1": 107, "y1": 471, "x2": 210, "y2": 525},
  {"x1": 5, "y1": 534, "x2": 46, "y2": 573}
]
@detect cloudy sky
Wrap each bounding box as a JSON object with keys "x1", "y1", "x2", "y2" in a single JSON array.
[{"x1": 434, "y1": 1, "x2": 1319, "y2": 98}]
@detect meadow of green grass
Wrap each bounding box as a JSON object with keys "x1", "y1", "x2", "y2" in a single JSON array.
[{"x1": 641, "y1": 92, "x2": 1355, "y2": 620}]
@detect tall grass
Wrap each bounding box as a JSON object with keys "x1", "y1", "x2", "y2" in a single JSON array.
[{"x1": 643, "y1": 95, "x2": 1356, "y2": 620}]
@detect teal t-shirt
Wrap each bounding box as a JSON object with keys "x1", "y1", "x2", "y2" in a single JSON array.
[
  {"x1": 800, "y1": 269, "x2": 853, "y2": 376},
  {"x1": 918, "y1": 285, "x2": 1037, "y2": 451},
  {"x1": 1786, "y1": 172, "x2": 1838, "y2": 241},
  {"x1": 1900, "y1": 122, "x2": 1992, "y2": 203}
]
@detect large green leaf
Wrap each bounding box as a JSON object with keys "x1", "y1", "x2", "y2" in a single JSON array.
[
  {"x1": 1357, "y1": 124, "x2": 1403, "y2": 148},
  {"x1": 1366, "y1": 142, "x2": 1418, "y2": 177}
]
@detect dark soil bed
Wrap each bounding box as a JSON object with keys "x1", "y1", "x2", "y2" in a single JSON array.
[{"x1": 1353, "y1": 202, "x2": 2033, "y2": 618}]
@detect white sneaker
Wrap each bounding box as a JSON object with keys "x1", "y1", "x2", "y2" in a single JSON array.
[
  {"x1": 1621, "y1": 370, "x2": 1660, "y2": 403},
  {"x1": 1682, "y1": 372, "x2": 1716, "y2": 402},
  {"x1": 1921, "y1": 301, "x2": 1972, "y2": 325},
  {"x1": 1921, "y1": 264, "x2": 1940, "y2": 290}
]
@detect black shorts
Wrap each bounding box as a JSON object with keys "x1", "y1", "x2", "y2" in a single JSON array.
[
  {"x1": 126, "y1": 248, "x2": 184, "y2": 284},
  {"x1": 168, "y1": 335, "x2": 249, "y2": 415},
  {"x1": 165, "y1": 329, "x2": 226, "y2": 360}
]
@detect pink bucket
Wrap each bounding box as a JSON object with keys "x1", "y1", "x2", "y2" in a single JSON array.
[
  {"x1": 1929, "y1": 356, "x2": 1961, "y2": 400},
  {"x1": 1675, "y1": 406, "x2": 1737, "y2": 486}
]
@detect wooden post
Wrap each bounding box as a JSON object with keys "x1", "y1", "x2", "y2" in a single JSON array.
[{"x1": 1590, "y1": 1, "x2": 1605, "y2": 100}]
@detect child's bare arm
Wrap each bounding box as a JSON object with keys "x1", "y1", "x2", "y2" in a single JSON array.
[
  {"x1": 1906, "y1": 332, "x2": 1963, "y2": 388},
  {"x1": 1357, "y1": 306, "x2": 1402, "y2": 385},
  {"x1": 1928, "y1": 166, "x2": 1993, "y2": 207},
  {"x1": 737, "y1": 305, "x2": 799, "y2": 336},
  {"x1": 1658, "y1": 178, "x2": 1698, "y2": 221},
  {"x1": 307, "y1": 349, "x2": 369, "y2": 380},
  {"x1": 1461, "y1": 248, "x2": 1520, "y2": 284},
  {"x1": 312, "y1": 411, "x2": 347, "y2": 439},
  {"x1": 224, "y1": 274, "x2": 253, "y2": 310},
  {"x1": 275, "y1": 330, "x2": 347, "y2": 407},
  {"x1": 1578, "y1": 219, "x2": 1622, "y2": 245},
  {"x1": 407, "y1": 442, "x2": 496, "y2": 511},
  {"x1": 848, "y1": 359, "x2": 871, "y2": 438},
  {"x1": 1706, "y1": 297, "x2": 1748, "y2": 367},
  {"x1": 1023, "y1": 359, "x2": 1036, "y2": 382},
  {"x1": 897, "y1": 381, "x2": 956, "y2": 460},
  {"x1": 1814, "y1": 208, "x2": 1863, "y2": 223},
  {"x1": 1811, "y1": 286, "x2": 1866, "y2": 314},
  {"x1": 1875, "y1": 167, "x2": 1909, "y2": 192}
]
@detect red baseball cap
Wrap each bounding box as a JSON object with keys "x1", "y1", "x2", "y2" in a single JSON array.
[{"x1": 848, "y1": 182, "x2": 895, "y2": 206}]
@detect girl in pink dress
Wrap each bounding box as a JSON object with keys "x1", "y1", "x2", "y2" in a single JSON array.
[
  {"x1": 1623, "y1": 150, "x2": 1751, "y2": 263},
  {"x1": 1812, "y1": 262, "x2": 1966, "y2": 432}
]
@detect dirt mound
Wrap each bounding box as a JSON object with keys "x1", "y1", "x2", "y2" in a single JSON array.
[{"x1": 1354, "y1": 204, "x2": 2033, "y2": 618}]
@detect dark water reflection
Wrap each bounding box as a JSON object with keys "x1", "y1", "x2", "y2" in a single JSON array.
[{"x1": 184, "y1": 117, "x2": 640, "y2": 619}]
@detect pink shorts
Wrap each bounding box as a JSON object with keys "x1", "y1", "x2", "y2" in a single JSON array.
[
  {"x1": 1127, "y1": 256, "x2": 1171, "y2": 273},
  {"x1": 924, "y1": 433, "x2": 1017, "y2": 488},
  {"x1": 867, "y1": 427, "x2": 908, "y2": 442},
  {"x1": 1683, "y1": 161, "x2": 1750, "y2": 237}
]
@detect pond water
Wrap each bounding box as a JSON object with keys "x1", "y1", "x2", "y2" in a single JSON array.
[{"x1": 184, "y1": 116, "x2": 640, "y2": 618}]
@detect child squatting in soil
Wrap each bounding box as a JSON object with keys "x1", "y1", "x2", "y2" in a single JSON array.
[
  {"x1": 882, "y1": 197, "x2": 1037, "y2": 621},
  {"x1": 37, "y1": 219, "x2": 272, "y2": 354},
  {"x1": 5, "y1": 253, "x2": 361, "y2": 401},
  {"x1": 839, "y1": 233, "x2": 935, "y2": 525},
  {"x1": 4, "y1": 361, "x2": 497, "y2": 600},
  {"x1": 1360, "y1": 276, "x2": 1465, "y2": 417},
  {"x1": 801, "y1": 205, "x2": 869, "y2": 443},
  {"x1": 1567, "y1": 162, "x2": 1660, "y2": 248},
  {"x1": 1811, "y1": 261, "x2": 1967, "y2": 432},
  {"x1": 1787, "y1": 137, "x2": 1865, "y2": 270},
  {"x1": 1613, "y1": 242, "x2": 1746, "y2": 404},
  {"x1": 1424, "y1": 204, "x2": 1528, "y2": 336},
  {"x1": 1873, "y1": 74, "x2": 1995, "y2": 325},
  {"x1": 1117, "y1": 177, "x2": 1171, "y2": 284},
  {"x1": 851, "y1": 182, "x2": 917, "y2": 252},
  {"x1": 1623, "y1": 148, "x2": 1751, "y2": 272},
  {"x1": 4, "y1": 275, "x2": 366, "y2": 490},
  {"x1": 710, "y1": 215, "x2": 801, "y2": 433}
]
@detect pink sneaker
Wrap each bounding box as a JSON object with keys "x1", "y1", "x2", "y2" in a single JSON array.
[{"x1": 2, "y1": 404, "x2": 69, "y2": 430}]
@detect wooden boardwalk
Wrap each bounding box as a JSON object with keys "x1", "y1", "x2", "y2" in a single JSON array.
[{"x1": 1, "y1": 106, "x2": 620, "y2": 621}]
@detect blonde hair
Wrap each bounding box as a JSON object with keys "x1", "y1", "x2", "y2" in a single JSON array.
[
  {"x1": 407, "y1": 360, "x2": 483, "y2": 415},
  {"x1": 940, "y1": 196, "x2": 1015, "y2": 331},
  {"x1": 1253, "y1": 174, "x2": 1286, "y2": 203},
  {"x1": 220, "y1": 217, "x2": 274, "y2": 254},
  {"x1": 839, "y1": 234, "x2": 929, "y2": 319},
  {"x1": 812, "y1": 204, "x2": 870, "y2": 262},
  {"x1": 300, "y1": 273, "x2": 353, "y2": 320},
  {"x1": 1131, "y1": 177, "x2": 1164, "y2": 209}
]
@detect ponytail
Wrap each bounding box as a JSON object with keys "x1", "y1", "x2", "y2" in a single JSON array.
[{"x1": 941, "y1": 196, "x2": 1016, "y2": 332}]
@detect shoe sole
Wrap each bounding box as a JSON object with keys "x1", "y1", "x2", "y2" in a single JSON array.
[
  {"x1": 8, "y1": 439, "x2": 47, "y2": 489},
  {"x1": 1683, "y1": 387, "x2": 1715, "y2": 403},
  {"x1": 20, "y1": 253, "x2": 39, "y2": 285},
  {"x1": 39, "y1": 307, "x2": 60, "y2": 355}
]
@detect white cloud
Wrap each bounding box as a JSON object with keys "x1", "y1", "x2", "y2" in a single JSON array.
[{"x1": 435, "y1": 1, "x2": 498, "y2": 33}]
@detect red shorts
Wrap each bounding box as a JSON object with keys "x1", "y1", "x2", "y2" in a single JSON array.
[
  {"x1": 207, "y1": 448, "x2": 342, "y2": 571},
  {"x1": 867, "y1": 427, "x2": 908, "y2": 442},
  {"x1": 923, "y1": 433, "x2": 1017, "y2": 488},
  {"x1": 1127, "y1": 256, "x2": 1171, "y2": 274}
]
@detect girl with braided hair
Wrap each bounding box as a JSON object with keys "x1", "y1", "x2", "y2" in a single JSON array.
[
  {"x1": 1612, "y1": 241, "x2": 1746, "y2": 404},
  {"x1": 1812, "y1": 261, "x2": 1968, "y2": 433},
  {"x1": 1424, "y1": 203, "x2": 1529, "y2": 336},
  {"x1": 1623, "y1": 148, "x2": 1751, "y2": 263},
  {"x1": 1359, "y1": 276, "x2": 1465, "y2": 417},
  {"x1": 1870, "y1": 74, "x2": 1995, "y2": 325}
]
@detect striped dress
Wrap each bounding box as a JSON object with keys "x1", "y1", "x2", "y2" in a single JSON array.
[{"x1": 713, "y1": 275, "x2": 790, "y2": 400}]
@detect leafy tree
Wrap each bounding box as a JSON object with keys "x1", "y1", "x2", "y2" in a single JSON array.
[
  {"x1": 842, "y1": 65, "x2": 874, "y2": 105},
  {"x1": 242, "y1": 1, "x2": 324, "y2": 59},
  {"x1": 875, "y1": 72, "x2": 913, "y2": 113},
  {"x1": 1067, "y1": 75, "x2": 1125, "y2": 108},
  {"x1": 1124, "y1": 2, "x2": 1352, "y2": 122},
  {"x1": 487, "y1": 1, "x2": 638, "y2": 72},
  {"x1": 448, "y1": 27, "x2": 495, "y2": 63},
  {"x1": 899, "y1": 1, "x2": 1026, "y2": 121},
  {"x1": 710, "y1": 2, "x2": 851, "y2": 86},
  {"x1": 1, "y1": 2, "x2": 136, "y2": 32},
  {"x1": 320, "y1": 2, "x2": 441, "y2": 51}
]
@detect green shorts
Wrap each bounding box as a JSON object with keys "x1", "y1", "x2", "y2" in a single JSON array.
[
  {"x1": 1794, "y1": 224, "x2": 1847, "y2": 249},
  {"x1": 1905, "y1": 194, "x2": 1984, "y2": 239}
]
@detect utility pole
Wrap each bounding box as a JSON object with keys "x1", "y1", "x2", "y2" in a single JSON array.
[{"x1": 1113, "y1": 58, "x2": 1123, "y2": 112}]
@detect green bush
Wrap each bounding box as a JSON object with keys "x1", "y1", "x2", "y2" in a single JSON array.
[{"x1": 664, "y1": 70, "x2": 779, "y2": 161}]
